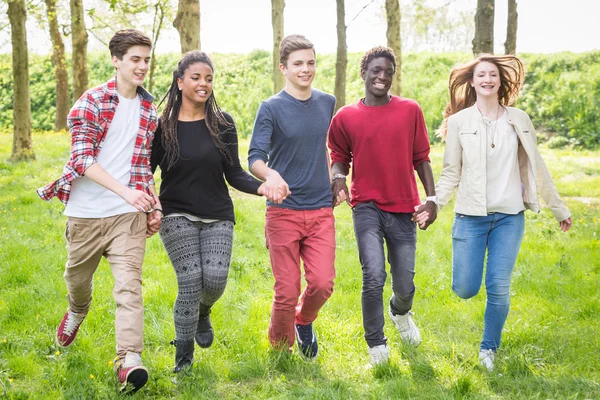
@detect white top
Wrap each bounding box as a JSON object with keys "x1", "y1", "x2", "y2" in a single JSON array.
[
  {"x1": 65, "y1": 94, "x2": 141, "y2": 218},
  {"x1": 485, "y1": 110, "x2": 526, "y2": 214},
  {"x1": 165, "y1": 213, "x2": 219, "y2": 224}
]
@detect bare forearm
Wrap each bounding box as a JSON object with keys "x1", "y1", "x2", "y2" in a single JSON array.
[
  {"x1": 249, "y1": 160, "x2": 279, "y2": 181},
  {"x1": 332, "y1": 162, "x2": 349, "y2": 177},
  {"x1": 416, "y1": 161, "x2": 436, "y2": 196},
  {"x1": 83, "y1": 163, "x2": 129, "y2": 197}
]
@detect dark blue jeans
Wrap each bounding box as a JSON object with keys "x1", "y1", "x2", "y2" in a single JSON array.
[
  {"x1": 352, "y1": 202, "x2": 417, "y2": 347},
  {"x1": 452, "y1": 212, "x2": 525, "y2": 351}
]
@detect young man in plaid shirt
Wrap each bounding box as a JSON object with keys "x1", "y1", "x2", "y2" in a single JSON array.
[{"x1": 37, "y1": 29, "x2": 161, "y2": 393}]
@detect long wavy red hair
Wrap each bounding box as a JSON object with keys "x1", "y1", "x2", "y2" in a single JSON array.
[{"x1": 437, "y1": 54, "x2": 525, "y2": 140}]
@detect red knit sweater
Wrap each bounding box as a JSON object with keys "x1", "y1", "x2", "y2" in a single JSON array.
[{"x1": 328, "y1": 96, "x2": 431, "y2": 213}]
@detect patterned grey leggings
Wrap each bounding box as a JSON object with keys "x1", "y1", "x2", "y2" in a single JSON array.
[{"x1": 159, "y1": 216, "x2": 234, "y2": 341}]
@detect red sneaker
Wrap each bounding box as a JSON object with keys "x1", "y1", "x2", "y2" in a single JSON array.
[
  {"x1": 115, "y1": 352, "x2": 148, "y2": 394},
  {"x1": 56, "y1": 310, "x2": 85, "y2": 348}
]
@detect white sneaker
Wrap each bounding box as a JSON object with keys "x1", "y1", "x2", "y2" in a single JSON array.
[
  {"x1": 388, "y1": 308, "x2": 421, "y2": 346},
  {"x1": 368, "y1": 344, "x2": 390, "y2": 365},
  {"x1": 479, "y1": 349, "x2": 495, "y2": 371}
]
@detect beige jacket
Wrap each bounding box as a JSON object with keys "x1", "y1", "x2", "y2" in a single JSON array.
[{"x1": 436, "y1": 104, "x2": 570, "y2": 222}]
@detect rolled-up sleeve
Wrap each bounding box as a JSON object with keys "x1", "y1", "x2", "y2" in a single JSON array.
[
  {"x1": 67, "y1": 94, "x2": 101, "y2": 176},
  {"x1": 327, "y1": 113, "x2": 352, "y2": 169}
]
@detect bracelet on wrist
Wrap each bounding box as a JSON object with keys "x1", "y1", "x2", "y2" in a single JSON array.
[
  {"x1": 425, "y1": 196, "x2": 437, "y2": 204},
  {"x1": 332, "y1": 173, "x2": 346, "y2": 180}
]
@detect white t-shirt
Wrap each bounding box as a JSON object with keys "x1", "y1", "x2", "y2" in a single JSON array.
[
  {"x1": 65, "y1": 94, "x2": 141, "y2": 218},
  {"x1": 485, "y1": 110, "x2": 526, "y2": 214}
]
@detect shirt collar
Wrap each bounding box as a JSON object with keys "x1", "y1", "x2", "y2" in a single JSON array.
[{"x1": 106, "y1": 76, "x2": 155, "y2": 103}]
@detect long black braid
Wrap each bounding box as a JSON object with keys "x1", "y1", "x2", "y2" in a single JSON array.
[{"x1": 158, "y1": 51, "x2": 233, "y2": 170}]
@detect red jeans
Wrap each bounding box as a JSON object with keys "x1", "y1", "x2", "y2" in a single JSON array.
[{"x1": 265, "y1": 207, "x2": 336, "y2": 348}]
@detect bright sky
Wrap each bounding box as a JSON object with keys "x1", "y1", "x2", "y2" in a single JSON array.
[
  {"x1": 175, "y1": 0, "x2": 598, "y2": 54},
  {"x1": 4, "y1": 0, "x2": 599, "y2": 55}
]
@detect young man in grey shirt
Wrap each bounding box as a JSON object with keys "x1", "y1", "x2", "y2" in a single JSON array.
[{"x1": 248, "y1": 34, "x2": 342, "y2": 360}]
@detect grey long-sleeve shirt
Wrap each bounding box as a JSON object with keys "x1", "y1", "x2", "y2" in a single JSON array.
[{"x1": 248, "y1": 89, "x2": 335, "y2": 210}]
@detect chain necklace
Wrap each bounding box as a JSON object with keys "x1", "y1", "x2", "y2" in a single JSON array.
[{"x1": 479, "y1": 104, "x2": 501, "y2": 149}]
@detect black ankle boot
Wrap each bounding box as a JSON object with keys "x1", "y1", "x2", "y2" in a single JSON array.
[
  {"x1": 171, "y1": 339, "x2": 194, "y2": 373},
  {"x1": 195, "y1": 312, "x2": 214, "y2": 348}
]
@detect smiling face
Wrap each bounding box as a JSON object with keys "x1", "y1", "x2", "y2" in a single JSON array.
[
  {"x1": 280, "y1": 48, "x2": 316, "y2": 90},
  {"x1": 178, "y1": 62, "x2": 213, "y2": 108},
  {"x1": 112, "y1": 45, "x2": 151, "y2": 90},
  {"x1": 361, "y1": 57, "x2": 394, "y2": 99},
  {"x1": 471, "y1": 61, "x2": 501, "y2": 100}
]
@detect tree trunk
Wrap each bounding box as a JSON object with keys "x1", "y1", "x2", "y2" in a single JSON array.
[
  {"x1": 271, "y1": 0, "x2": 285, "y2": 94},
  {"x1": 7, "y1": 0, "x2": 35, "y2": 161},
  {"x1": 385, "y1": 0, "x2": 401, "y2": 96},
  {"x1": 472, "y1": 0, "x2": 494, "y2": 55},
  {"x1": 148, "y1": 1, "x2": 165, "y2": 93},
  {"x1": 504, "y1": 0, "x2": 517, "y2": 54},
  {"x1": 70, "y1": 0, "x2": 88, "y2": 102},
  {"x1": 173, "y1": 0, "x2": 200, "y2": 53},
  {"x1": 45, "y1": 0, "x2": 69, "y2": 131},
  {"x1": 334, "y1": 0, "x2": 347, "y2": 113}
]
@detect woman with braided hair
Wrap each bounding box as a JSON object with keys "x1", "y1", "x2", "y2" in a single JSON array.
[{"x1": 151, "y1": 51, "x2": 280, "y2": 373}]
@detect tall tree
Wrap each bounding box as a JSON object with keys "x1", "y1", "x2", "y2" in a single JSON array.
[
  {"x1": 385, "y1": 0, "x2": 401, "y2": 96},
  {"x1": 70, "y1": 0, "x2": 88, "y2": 101},
  {"x1": 271, "y1": 0, "x2": 285, "y2": 94},
  {"x1": 504, "y1": 0, "x2": 517, "y2": 54},
  {"x1": 44, "y1": 0, "x2": 69, "y2": 131},
  {"x1": 334, "y1": 0, "x2": 347, "y2": 113},
  {"x1": 472, "y1": 0, "x2": 494, "y2": 55},
  {"x1": 173, "y1": 0, "x2": 200, "y2": 53},
  {"x1": 7, "y1": 0, "x2": 35, "y2": 161}
]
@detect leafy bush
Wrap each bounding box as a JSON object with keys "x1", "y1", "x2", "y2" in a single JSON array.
[{"x1": 0, "y1": 50, "x2": 598, "y2": 147}]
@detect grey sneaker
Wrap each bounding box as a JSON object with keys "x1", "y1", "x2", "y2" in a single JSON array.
[
  {"x1": 368, "y1": 344, "x2": 390, "y2": 365},
  {"x1": 479, "y1": 349, "x2": 495, "y2": 371},
  {"x1": 388, "y1": 308, "x2": 421, "y2": 346}
]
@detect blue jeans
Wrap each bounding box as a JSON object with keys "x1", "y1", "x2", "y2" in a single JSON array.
[
  {"x1": 452, "y1": 212, "x2": 525, "y2": 351},
  {"x1": 353, "y1": 202, "x2": 416, "y2": 348}
]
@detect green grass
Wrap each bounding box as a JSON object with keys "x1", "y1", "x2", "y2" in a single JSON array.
[{"x1": 0, "y1": 132, "x2": 599, "y2": 399}]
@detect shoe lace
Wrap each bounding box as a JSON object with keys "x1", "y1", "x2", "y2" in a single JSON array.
[{"x1": 63, "y1": 313, "x2": 84, "y2": 336}]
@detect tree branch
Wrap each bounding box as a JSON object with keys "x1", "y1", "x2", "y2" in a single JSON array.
[{"x1": 347, "y1": 0, "x2": 377, "y2": 28}]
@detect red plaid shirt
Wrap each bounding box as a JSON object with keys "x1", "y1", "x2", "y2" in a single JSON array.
[{"x1": 37, "y1": 77, "x2": 158, "y2": 204}]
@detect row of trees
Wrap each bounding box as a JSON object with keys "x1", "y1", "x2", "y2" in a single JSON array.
[{"x1": 6, "y1": 0, "x2": 519, "y2": 161}]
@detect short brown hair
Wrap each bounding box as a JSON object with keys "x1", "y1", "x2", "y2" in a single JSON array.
[
  {"x1": 279, "y1": 34, "x2": 315, "y2": 66},
  {"x1": 109, "y1": 29, "x2": 152, "y2": 60}
]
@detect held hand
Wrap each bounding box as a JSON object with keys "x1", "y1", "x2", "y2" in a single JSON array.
[
  {"x1": 412, "y1": 201, "x2": 437, "y2": 230},
  {"x1": 122, "y1": 188, "x2": 155, "y2": 213},
  {"x1": 559, "y1": 217, "x2": 572, "y2": 232},
  {"x1": 146, "y1": 209, "x2": 162, "y2": 237},
  {"x1": 258, "y1": 173, "x2": 291, "y2": 204},
  {"x1": 331, "y1": 179, "x2": 350, "y2": 208}
]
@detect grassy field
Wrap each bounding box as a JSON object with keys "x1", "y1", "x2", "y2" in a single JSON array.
[{"x1": 0, "y1": 132, "x2": 599, "y2": 399}]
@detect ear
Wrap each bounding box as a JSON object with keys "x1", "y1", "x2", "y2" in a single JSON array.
[
  {"x1": 176, "y1": 77, "x2": 183, "y2": 90},
  {"x1": 360, "y1": 69, "x2": 366, "y2": 81},
  {"x1": 279, "y1": 63, "x2": 287, "y2": 75},
  {"x1": 112, "y1": 55, "x2": 119, "y2": 69}
]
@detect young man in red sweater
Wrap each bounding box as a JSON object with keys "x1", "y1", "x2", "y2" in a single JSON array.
[{"x1": 328, "y1": 46, "x2": 437, "y2": 365}]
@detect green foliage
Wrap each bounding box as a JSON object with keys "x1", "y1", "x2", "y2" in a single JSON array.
[
  {"x1": 0, "y1": 51, "x2": 599, "y2": 147},
  {"x1": 519, "y1": 52, "x2": 600, "y2": 148}
]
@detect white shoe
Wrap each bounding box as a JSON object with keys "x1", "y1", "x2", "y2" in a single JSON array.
[
  {"x1": 388, "y1": 308, "x2": 421, "y2": 346},
  {"x1": 479, "y1": 349, "x2": 495, "y2": 371},
  {"x1": 368, "y1": 344, "x2": 390, "y2": 365}
]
